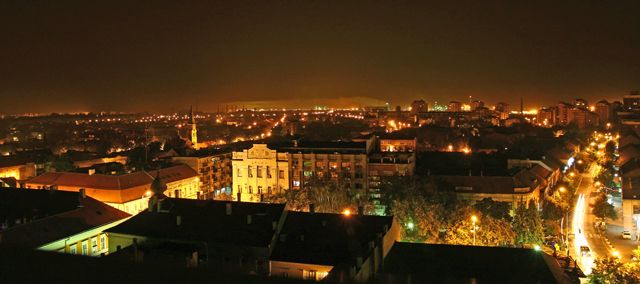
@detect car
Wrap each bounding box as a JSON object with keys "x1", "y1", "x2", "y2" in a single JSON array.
[
  {"x1": 580, "y1": 246, "x2": 591, "y2": 257},
  {"x1": 622, "y1": 231, "x2": 632, "y2": 240}
]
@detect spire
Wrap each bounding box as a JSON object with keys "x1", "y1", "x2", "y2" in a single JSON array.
[{"x1": 189, "y1": 105, "x2": 195, "y2": 124}]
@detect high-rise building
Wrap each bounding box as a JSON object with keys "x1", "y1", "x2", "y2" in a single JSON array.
[
  {"x1": 410, "y1": 100, "x2": 428, "y2": 115},
  {"x1": 470, "y1": 100, "x2": 484, "y2": 110},
  {"x1": 623, "y1": 91, "x2": 640, "y2": 110},
  {"x1": 595, "y1": 100, "x2": 611, "y2": 124},
  {"x1": 448, "y1": 101, "x2": 462, "y2": 112},
  {"x1": 557, "y1": 102, "x2": 572, "y2": 125},
  {"x1": 574, "y1": 98, "x2": 588, "y2": 109}
]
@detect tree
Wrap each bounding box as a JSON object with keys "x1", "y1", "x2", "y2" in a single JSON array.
[
  {"x1": 512, "y1": 203, "x2": 544, "y2": 246},
  {"x1": 444, "y1": 207, "x2": 515, "y2": 246},
  {"x1": 391, "y1": 194, "x2": 447, "y2": 243},
  {"x1": 473, "y1": 198, "x2": 512, "y2": 221},
  {"x1": 589, "y1": 257, "x2": 640, "y2": 284},
  {"x1": 592, "y1": 192, "x2": 618, "y2": 221}
]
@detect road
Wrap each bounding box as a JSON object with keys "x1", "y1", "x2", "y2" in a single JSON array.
[{"x1": 570, "y1": 165, "x2": 612, "y2": 275}]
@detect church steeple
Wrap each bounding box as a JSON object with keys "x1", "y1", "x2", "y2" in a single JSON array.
[{"x1": 188, "y1": 105, "x2": 198, "y2": 150}]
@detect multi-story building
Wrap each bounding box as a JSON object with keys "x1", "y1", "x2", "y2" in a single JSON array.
[
  {"x1": 495, "y1": 102, "x2": 510, "y2": 120},
  {"x1": 0, "y1": 161, "x2": 36, "y2": 181},
  {"x1": 536, "y1": 107, "x2": 556, "y2": 127},
  {"x1": 557, "y1": 102, "x2": 572, "y2": 125},
  {"x1": 232, "y1": 144, "x2": 291, "y2": 202},
  {"x1": 623, "y1": 91, "x2": 640, "y2": 111},
  {"x1": 410, "y1": 100, "x2": 428, "y2": 115},
  {"x1": 172, "y1": 148, "x2": 233, "y2": 199},
  {"x1": 470, "y1": 100, "x2": 484, "y2": 110},
  {"x1": 595, "y1": 100, "x2": 611, "y2": 124},
  {"x1": 574, "y1": 98, "x2": 588, "y2": 109},
  {"x1": 448, "y1": 101, "x2": 462, "y2": 112},
  {"x1": 567, "y1": 107, "x2": 598, "y2": 129},
  {"x1": 25, "y1": 165, "x2": 199, "y2": 215}
]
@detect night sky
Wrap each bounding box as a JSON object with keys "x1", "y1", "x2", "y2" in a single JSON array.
[{"x1": 1, "y1": 0, "x2": 639, "y2": 114}]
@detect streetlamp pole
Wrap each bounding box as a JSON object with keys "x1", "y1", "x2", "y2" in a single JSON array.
[{"x1": 471, "y1": 215, "x2": 478, "y2": 246}]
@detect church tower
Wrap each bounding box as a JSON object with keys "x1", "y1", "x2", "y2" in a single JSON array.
[{"x1": 188, "y1": 106, "x2": 199, "y2": 150}]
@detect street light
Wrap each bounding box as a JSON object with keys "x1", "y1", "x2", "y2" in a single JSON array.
[
  {"x1": 471, "y1": 215, "x2": 478, "y2": 246},
  {"x1": 559, "y1": 186, "x2": 566, "y2": 193}
]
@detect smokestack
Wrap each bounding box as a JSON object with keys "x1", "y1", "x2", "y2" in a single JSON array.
[{"x1": 225, "y1": 203, "x2": 232, "y2": 215}]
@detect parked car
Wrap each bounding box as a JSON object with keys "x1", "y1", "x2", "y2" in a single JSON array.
[{"x1": 622, "y1": 231, "x2": 632, "y2": 240}]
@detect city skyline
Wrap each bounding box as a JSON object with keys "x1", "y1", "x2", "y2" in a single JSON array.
[{"x1": 1, "y1": 1, "x2": 639, "y2": 114}]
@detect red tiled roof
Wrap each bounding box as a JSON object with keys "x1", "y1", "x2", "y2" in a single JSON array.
[{"x1": 27, "y1": 165, "x2": 197, "y2": 204}]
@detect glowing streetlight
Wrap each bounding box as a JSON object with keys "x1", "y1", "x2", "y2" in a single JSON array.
[
  {"x1": 471, "y1": 215, "x2": 478, "y2": 246},
  {"x1": 342, "y1": 209, "x2": 352, "y2": 216},
  {"x1": 559, "y1": 186, "x2": 566, "y2": 193}
]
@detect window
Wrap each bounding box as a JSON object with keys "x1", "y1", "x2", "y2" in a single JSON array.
[
  {"x1": 293, "y1": 180, "x2": 300, "y2": 187},
  {"x1": 303, "y1": 171, "x2": 313, "y2": 177},
  {"x1": 100, "y1": 234, "x2": 106, "y2": 251},
  {"x1": 238, "y1": 185, "x2": 242, "y2": 193},
  {"x1": 81, "y1": 240, "x2": 89, "y2": 255},
  {"x1": 248, "y1": 166, "x2": 253, "y2": 177},
  {"x1": 91, "y1": 237, "x2": 98, "y2": 255},
  {"x1": 257, "y1": 166, "x2": 263, "y2": 178},
  {"x1": 266, "y1": 166, "x2": 271, "y2": 178},
  {"x1": 237, "y1": 168, "x2": 242, "y2": 177},
  {"x1": 267, "y1": 186, "x2": 272, "y2": 194},
  {"x1": 248, "y1": 186, "x2": 253, "y2": 194},
  {"x1": 69, "y1": 244, "x2": 77, "y2": 255},
  {"x1": 279, "y1": 170, "x2": 285, "y2": 179}
]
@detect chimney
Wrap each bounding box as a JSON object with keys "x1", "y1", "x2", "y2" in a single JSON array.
[
  {"x1": 247, "y1": 214, "x2": 252, "y2": 225},
  {"x1": 309, "y1": 203, "x2": 315, "y2": 213},
  {"x1": 78, "y1": 188, "x2": 86, "y2": 207},
  {"x1": 225, "y1": 203, "x2": 232, "y2": 215},
  {"x1": 176, "y1": 215, "x2": 182, "y2": 226}
]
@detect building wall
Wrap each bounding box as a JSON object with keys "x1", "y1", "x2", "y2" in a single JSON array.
[
  {"x1": 0, "y1": 163, "x2": 36, "y2": 181},
  {"x1": 289, "y1": 152, "x2": 368, "y2": 193},
  {"x1": 270, "y1": 261, "x2": 333, "y2": 281},
  {"x1": 622, "y1": 199, "x2": 640, "y2": 240},
  {"x1": 232, "y1": 144, "x2": 290, "y2": 202},
  {"x1": 39, "y1": 218, "x2": 130, "y2": 256},
  {"x1": 380, "y1": 139, "x2": 416, "y2": 152},
  {"x1": 172, "y1": 153, "x2": 233, "y2": 199}
]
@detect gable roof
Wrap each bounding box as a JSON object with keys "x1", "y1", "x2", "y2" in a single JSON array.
[
  {"x1": 0, "y1": 188, "x2": 130, "y2": 248},
  {"x1": 27, "y1": 165, "x2": 197, "y2": 203}
]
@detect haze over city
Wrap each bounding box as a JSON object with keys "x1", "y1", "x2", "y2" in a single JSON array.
[{"x1": 1, "y1": 0, "x2": 639, "y2": 114}]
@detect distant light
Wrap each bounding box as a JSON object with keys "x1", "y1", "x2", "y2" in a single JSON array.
[
  {"x1": 533, "y1": 245, "x2": 541, "y2": 251},
  {"x1": 406, "y1": 222, "x2": 415, "y2": 230},
  {"x1": 471, "y1": 215, "x2": 478, "y2": 223},
  {"x1": 342, "y1": 209, "x2": 352, "y2": 216}
]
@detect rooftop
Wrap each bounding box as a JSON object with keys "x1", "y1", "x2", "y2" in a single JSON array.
[
  {"x1": 270, "y1": 211, "x2": 394, "y2": 267},
  {"x1": 382, "y1": 242, "x2": 570, "y2": 284},
  {"x1": 27, "y1": 165, "x2": 197, "y2": 203},
  {"x1": 0, "y1": 187, "x2": 130, "y2": 248},
  {"x1": 106, "y1": 199, "x2": 286, "y2": 247}
]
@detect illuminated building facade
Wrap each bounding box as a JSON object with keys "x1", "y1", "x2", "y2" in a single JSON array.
[
  {"x1": 448, "y1": 101, "x2": 462, "y2": 112},
  {"x1": 26, "y1": 165, "x2": 199, "y2": 215},
  {"x1": 410, "y1": 100, "x2": 427, "y2": 115},
  {"x1": 172, "y1": 149, "x2": 233, "y2": 199},
  {"x1": 0, "y1": 162, "x2": 36, "y2": 181},
  {"x1": 232, "y1": 144, "x2": 290, "y2": 202}
]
